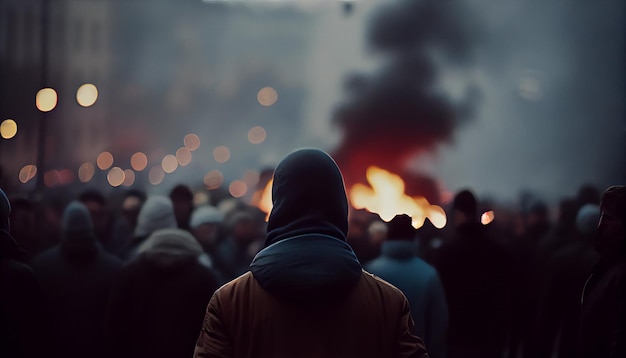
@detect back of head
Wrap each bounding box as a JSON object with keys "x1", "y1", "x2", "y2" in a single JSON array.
[
  {"x1": 190, "y1": 205, "x2": 223, "y2": 229},
  {"x1": 266, "y1": 148, "x2": 349, "y2": 246},
  {"x1": 62, "y1": 201, "x2": 94, "y2": 238},
  {"x1": 576, "y1": 204, "x2": 601, "y2": 236},
  {"x1": 386, "y1": 214, "x2": 416, "y2": 241},
  {"x1": 601, "y1": 185, "x2": 626, "y2": 223},
  {"x1": 453, "y1": 189, "x2": 477, "y2": 222},
  {"x1": 169, "y1": 184, "x2": 194, "y2": 202},
  {"x1": 135, "y1": 196, "x2": 177, "y2": 238},
  {"x1": 0, "y1": 188, "x2": 10, "y2": 232}
]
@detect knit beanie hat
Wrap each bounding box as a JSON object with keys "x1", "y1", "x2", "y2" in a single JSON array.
[
  {"x1": 576, "y1": 204, "x2": 600, "y2": 236},
  {"x1": 0, "y1": 188, "x2": 10, "y2": 231},
  {"x1": 190, "y1": 205, "x2": 223, "y2": 229},
  {"x1": 62, "y1": 201, "x2": 94, "y2": 235},
  {"x1": 134, "y1": 196, "x2": 177, "y2": 238}
]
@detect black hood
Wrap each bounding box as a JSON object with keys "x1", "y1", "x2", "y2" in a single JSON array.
[
  {"x1": 266, "y1": 148, "x2": 349, "y2": 247},
  {"x1": 252, "y1": 149, "x2": 361, "y2": 308}
]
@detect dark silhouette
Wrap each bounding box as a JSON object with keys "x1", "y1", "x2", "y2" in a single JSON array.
[
  {"x1": 365, "y1": 214, "x2": 448, "y2": 358},
  {"x1": 8, "y1": 196, "x2": 38, "y2": 262},
  {"x1": 30, "y1": 201, "x2": 122, "y2": 358},
  {"x1": 579, "y1": 185, "x2": 626, "y2": 358},
  {"x1": 194, "y1": 148, "x2": 428, "y2": 357},
  {"x1": 170, "y1": 184, "x2": 195, "y2": 232},
  {"x1": 79, "y1": 189, "x2": 112, "y2": 248},
  {"x1": 0, "y1": 188, "x2": 47, "y2": 358},
  {"x1": 434, "y1": 189, "x2": 513, "y2": 358},
  {"x1": 106, "y1": 228, "x2": 219, "y2": 358},
  {"x1": 190, "y1": 204, "x2": 226, "y2": 283},
  {"x1": 109, "y1": 189, "x2": 147, "y2": 258}
]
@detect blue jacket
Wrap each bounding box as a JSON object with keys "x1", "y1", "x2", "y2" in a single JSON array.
[{"x1": 365, "y1": 240, "x2": 449, "y2": 358}]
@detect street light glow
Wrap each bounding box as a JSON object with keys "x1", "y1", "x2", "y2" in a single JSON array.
[
  {"x1": 76, "y1": 83, "x2": 99, "y2": 107},
  {"x1": 36, "y1": 88, "x2": 58, "y2": 112},
  {"x1": 1, "y1": 119, "x2": 17, "y2": 139}
]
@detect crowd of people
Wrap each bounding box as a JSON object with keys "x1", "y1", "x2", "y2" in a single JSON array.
[{"x1": 0, "y1": 148, "x2": 624, "y2": 358}]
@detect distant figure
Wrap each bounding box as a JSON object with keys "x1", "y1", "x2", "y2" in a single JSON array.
[
  {"x1": 194, "y1": 148, "x2": 428, "y2": 358},
  {"x1": 365, "y1": 214, "x2": 448, "y2": 358},
  {"x1": 31, "y1": 201, "x2": 122, "y2": 358},
  {"x1": 190, "y1": 204, "x2": 226, "y2": 283},
  {"x1": 8, "y1": 196, "x2": 38, "y2": 261},
  {"x1": 434, "y1": 189, "x2": 513, "y2": 358},
  {"x1": 109, "y1": 189, "x2": 146, "y2": 257},
  {"x1": 579, "y1": 185, "x2": 626, "y2": 358},
  {"x1": 0, "y1": 188, "x2": 46, "y2": 358},
  {"x1": 106, "y1": 228, "x2": 219, "y2": 358},
  {"x1": 170, "y1": 184, "x2": 195, "y2": 232},
  {"x1": 79, "y1": 189, "x2": 112, "y2": 247},
  {"x1": 122, "y1": 195, "x2": 177, "y2": 260}
]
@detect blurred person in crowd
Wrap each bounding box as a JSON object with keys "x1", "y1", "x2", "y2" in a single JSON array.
[
  {"x1": 0, "y1": 188, "x2": 47, "y2": 358},
  {"x1": 109, "y1": 189, "x2": 146, "y2": 257},
  {"x1": 122, "y1": 195, "x2": 177, "y2": 260},
  {"x1": 106, "y1": 228, "x2": 219, "y2": 358},
  {"x1": 9, "y1": 196, "x2": 38, "y2": 261},
  {"x1": 348, "y1": 208, "x2": 384, "y2": 264},
  {"x1": 365, "y1": 214, "x2": 448, "y2": 358},
  {"x1": 214, "y1": 206, "x2": 266, "y2": 281},
  {"x1": 194, "y1": 148, "x2": 428, "y2": 358},
  {"x1": 529, "y1": 203, "x2": 599, "y2": 358},
  {"x1": 434, "y1": 189, "x2": 513, "y2": 358},
  {"x1": 170, "y1": 184, "x2": 195, "y2": 232},
  {"x1": 31, "y1": 201, "x2": 122, "y2": 358},
  {"x1": 79, "y1": 189, "x2": 112, "y2": 247},
  {"x1": 190, "y1": 204, "x2": 226, "y2": 283},
  {"x1": 579, "y1": 185, "x2": 626, "y2": 358}
]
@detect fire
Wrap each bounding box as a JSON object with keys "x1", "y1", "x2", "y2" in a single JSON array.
[
  {"x1": 349, "y1": 166, "x2": 446, "y2": 229},
  {"x1": 251, "y1": 178, "x2": 273, "y2": 221}
]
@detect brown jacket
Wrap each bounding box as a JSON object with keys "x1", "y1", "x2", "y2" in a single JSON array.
[{"x1": 194, "y1": 270, "x2": 428, "y2": 358}]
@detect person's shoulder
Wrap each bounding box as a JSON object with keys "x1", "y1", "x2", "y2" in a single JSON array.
[
  {"x1": 214, "y1": 271, "x2": 254, "y2": 297},
  {"x1": 360, "y1": 270, "x2": 407, "y2": 300}
]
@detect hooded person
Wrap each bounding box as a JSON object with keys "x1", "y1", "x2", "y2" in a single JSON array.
[
  {"x1": 193, "y1": 148, "x2": 428, "y2": 358},
  {"x1": 31, "y1": 201, "x2": 122, "y2": 358},
  {"x1": 0, "y1": 188, "x2": 47, "y2": 358},
  {"x1": 105, "y1": 228, "x2": 219, "y2": 358},
  {"x1": 365, "y1": 214, "x2": 448, "y2": 358},
  {"x1": 122, "y1": 195, "x2": 177, "y2": 260}
]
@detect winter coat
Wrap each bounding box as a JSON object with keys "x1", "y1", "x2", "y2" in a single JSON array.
[
  {"x1": 0, "y1": 229, "x2": 47, "y2": 358},
  {"x1": 194, "y1": 148, "x2": 428, "y2": 358},
  {"x1": 365, "y1": 240, "x2": 448, "y2": 358},
  {"x1": 105, "y1": 228, "x2": 219, "y2": 358},
  {"x1": 579, "y1": 256, "x2": 626, "y2": 358}
]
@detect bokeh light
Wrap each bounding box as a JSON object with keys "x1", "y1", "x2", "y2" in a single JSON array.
[
  {"x1": 130, "y1": 152, "x2": 148, "y2": 171},
  {"x1": 107, "y1": 167, "x2": 125, "y2": 187},
  {"x1": 213, "y1": 146, "x2": 230, "y2": 163},
  {"x1": 229, "y1": 180, "x2": 248, "y2": 198},
  {"x1": 162, "y1": 154, "x2": 178, "y2": 173},
  {"x1": 184, "y1": 133, "x2": 201, "y2": 151},
  {"x1": 123, "y1": 169, "x2": 135, "y2": 186},
  {"x1": 18, "y1": 165, "x2": 37, "y2": 184},
  {"x1": 247, "y1": 126, "x2": 267, "y2": 144},
  {"x1": 78, "y1": 163, "x2": 95, "y2": 183},
  {"x1": 481, "y1": 210, "x2": 496, "y2": 225},
  {"x1": 44, "y1": 170, "x2": 60, "y2": 187},
  {"x1": 203, "y1": 170, "x2": 224, "y2": 190},
  {"x1": 176, "y1": 147, "x2": 192, "y2": 166},
  {"x1": 257, "y1": 87, "x2": 278, "y2": 106},
  {"x1": 76, "y1": 83, "x2": 98, "y2": 107},
  {"x1": 1, "y1": 119, "x2": 18, "y2": 139},
  {"x1": 96, "y1": 151, "x2": 114, "y2": 170},
  {"x1": 36, "y1": 88, "x2": 58, "y2": 112},
  {"x1": 148, "y1": 166, "x2": 165, "y2": 185}
]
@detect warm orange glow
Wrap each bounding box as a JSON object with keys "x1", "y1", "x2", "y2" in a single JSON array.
[
  {"x1": 481, "y1": 210, "x2": 496, "y2": 225},
  {"x1": 213, "y1": 146, "x2": 230, "y2": 163},
  {"x1": 252, "y1": 179, "x2": 273, "y2": 221},
  {"x1": 78, "y1": 163, "x2": 95, "y2": 183},
  {"x1": 257, "y1": 87, "x2": 278, "y2": 106},
  {"x1": 123, "y1": 169, "x2": 135, "y2": 186},
  {"x1": 349, "y1": 166, "x2": 447, "y2": 229},
  {"x1": 176, "y1": 147, "x2": 192, "y2": 166},
  {"x1": 148, "y1": 166, "x2": 165, "y2": 185},
  {"x1": 18, "y1": 165, "x2": 37, "y2": 184},
  {"x1": 96, "y1": 152, "x2": 114, "y2": 170},
  {"x1": 107, "y1": 167, "x2": 125, "y2": 187},
  {"x1": 161, "y1": 155, "x2": 178, "y2": 173},
  {"x1": 1, "y1": 119, "x2": 17, "y2": 139},
  {"x1": 130, "y1": 152, "x2": 148, "y2": 171},
  {"x1": 248, "y1": 126, "x2": 267, "y2": 144},
  {"x1": 204, "y1": 170, "x2": 224, "y2": 190},
  {"x1": 229, "y1": 180, "x2": 248, "y2": 198},
  {"x1": 36, "y1": 88, "x2": 58, "y2": 112},
  {"x1": 44, "y1": 170, "x2": 60, "y2": 187},
  {"x1": 76, "y1": 83, "x2": 98, "y2": 107},
  {"x1": 184, "y1": 133, "x2": 201, "y2": 151}
]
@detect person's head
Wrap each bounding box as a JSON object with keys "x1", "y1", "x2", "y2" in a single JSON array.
[
  {"x1": 266, "y1": 148, "x2": 348, "y2": 247},
  {"x1": 121, "y1": 189, "x2": 146, "y2": 228},
  {"x1": 386, "y1": 214, "x2": 416, "y2": 241},
  {"x1": 576, "y1": 203, "x2": 600, "y2": 237},
  {"x1": 190, "y1": 204, "x2": 223, "y2": 248},
  {"x1": 78, "y1": 189, "x2": 109, "y2": 240},
  {"x1": 169, "y1": 184, "x2": 194, "y2": 230},
  {"x1": 595, "y1": 185, "x2": 626, "y2": 256},
  {"x1": 62, "y1": 201, "x2": 95, "y2": 242},
  {"x1": 0, "y1": 188, "x2": 11, "y2": 232},
  {"x1": 452, "y1": 189, "x2": 478, "y2": 226},
  {"x1": 134, "y1": 196, "x2": 177, "y2": 239},
  {"x1": 526, "y1": 200, "x2": 549, "y2": 227}
]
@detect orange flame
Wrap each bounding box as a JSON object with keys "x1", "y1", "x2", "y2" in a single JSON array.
[
  {"x1": 349, "y1": 166, "x2": 446, "y2": 229},
  {"x1": 251, "y1": 179, "x2": 273, "y2": 221}
]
